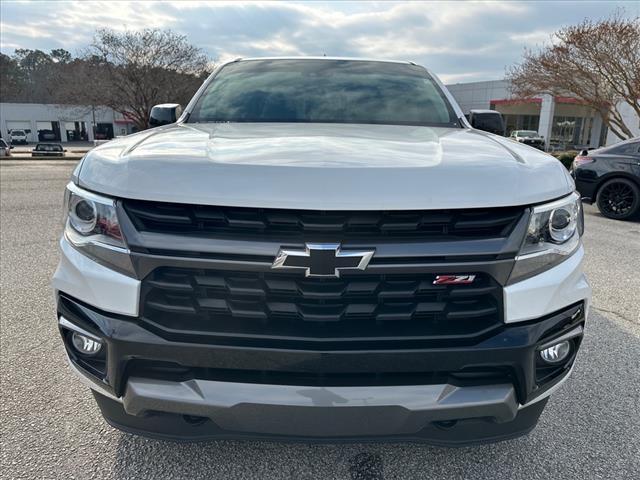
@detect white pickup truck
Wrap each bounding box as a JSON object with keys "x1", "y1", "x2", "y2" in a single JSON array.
[
  {"x1": 9, "y1": 129, "x2": 28, "y2": 144},
  {"x1": 53, "y1": 57, "x2": 590, "y2": 445}
]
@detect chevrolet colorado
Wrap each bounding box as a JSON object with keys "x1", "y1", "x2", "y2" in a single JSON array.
[{"x1": 53, "y1": 57, "x2": 590, "y2": 445}]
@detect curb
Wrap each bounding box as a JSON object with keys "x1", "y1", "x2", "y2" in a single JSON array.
[{"x1": 1, "y1": 156, "x2": 83, "y2": 162}]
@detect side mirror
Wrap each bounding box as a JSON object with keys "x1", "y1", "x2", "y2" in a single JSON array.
[
  {"x1": 469, "y1": 112, "x2": 506, "y2": 136},
  {"x1": 579, "y1": 149, "x2": 589, "y2": 156},
  {"x1": 148, "y1": 103, "x2": 182, "y2": 128}
]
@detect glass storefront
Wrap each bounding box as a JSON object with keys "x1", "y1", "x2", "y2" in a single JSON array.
[
  {"x1": 503, "y1": 114, "x2": 540, "y2": 136},
  {"x1": 550, "y1": 116, "x2": 594, "y2": 150}
]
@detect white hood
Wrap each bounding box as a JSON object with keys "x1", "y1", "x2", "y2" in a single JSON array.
[{"x1": 78, "y1": 123, "x2": 573, "y2": 210}]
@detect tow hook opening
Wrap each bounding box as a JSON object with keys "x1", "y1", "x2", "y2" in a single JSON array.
[
  {"x1": 433, "y1": 420, "x2": 458, "y2": 430},
  {"x1": 183, "y1": 415, "x2": 208, "y2": 426}
]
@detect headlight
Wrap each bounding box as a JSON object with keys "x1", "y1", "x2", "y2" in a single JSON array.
[
  {"x1": 508, "y1": 192, "x2": 583, "y2": 284},
  {"x1": 63, "y1": 183, "x2": 134, "y2": 275},
  {"x1": 68, "y1": 195, "x2": 98, "y2": 234}
]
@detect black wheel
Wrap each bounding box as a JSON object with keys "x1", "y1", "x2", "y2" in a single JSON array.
[{"x1": 596, "y1": 178, "x2": 640, "y2": 220}]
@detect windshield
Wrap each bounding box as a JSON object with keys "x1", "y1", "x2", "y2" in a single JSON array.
[
  {"x1": 188, "y1": 59, "x2": 459, "y2": 127},
  {"x1": 36, "y1": 144, "x2": 61, "y2": 151},
  {"x1": 12, "y1": 130, "x2": 25, "y2": 135},
  {"x1": 516, "y1": 130, "x2": 538, "y2": 138}
]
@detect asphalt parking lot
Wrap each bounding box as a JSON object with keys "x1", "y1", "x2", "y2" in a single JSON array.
[{"x1": 1, "y1": 160, "x2": 639, "y2": 480}]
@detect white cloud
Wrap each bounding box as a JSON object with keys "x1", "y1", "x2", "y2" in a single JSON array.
[
  {"x1": 509, "y1": 30, "x2": 553, "y2": 45},
  {"x1": 439, "y1": 71, "x2": 492, "y2": 84},
  {"x1": 0, "y1": 23, "x2": 55, "y2": 39},
  {"x1": 0, "y1": 0, "x2": 636, "y2": 82}
]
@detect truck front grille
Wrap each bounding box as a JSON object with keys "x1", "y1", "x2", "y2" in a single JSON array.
[
  {"x1": 140, "y1": 267, "x2": 503, "y2": 349},
  {"x1": 127, "y1": 359, "x2": 514, "y2": 387},
  {"x1": 123, "y1": 200, "x2": 523, "y2": 241}
]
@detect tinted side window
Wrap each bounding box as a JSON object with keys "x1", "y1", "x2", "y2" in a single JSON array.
[{"x1": 609, "y1": 142, "x2": 639, "y2": 155}]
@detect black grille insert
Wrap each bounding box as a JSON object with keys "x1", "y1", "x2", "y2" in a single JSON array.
[
  {"x1": 127, "y1": 359, "x2": 514, "y2": 387},
  {"x1": 141, "y1": 268, "x2": 504, "y2": 348},
  {"x1": 123, "y1": 200, "x2": 524, "y2": 241}
]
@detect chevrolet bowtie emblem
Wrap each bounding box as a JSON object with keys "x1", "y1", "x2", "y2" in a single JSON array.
[{"x1": 272, "y1": 243, "x2": 375, "y2": 278}]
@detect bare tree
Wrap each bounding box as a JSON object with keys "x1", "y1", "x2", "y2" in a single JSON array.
[
  {"x1": 507, "y1": 14, "x2": 640, "y2": 140},
  {"x1": 85, "y1": 29, "x2": 212, "y2": 130}
]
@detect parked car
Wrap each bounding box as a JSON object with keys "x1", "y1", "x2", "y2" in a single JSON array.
[
  {"x1": 467, "y1": 109, "x2": 505, "y2": 135},
  {"x1": 0, "y1": 138, "x2": 12, "y2": 156},
  {"x1": 9, "y1": 129, "x2": 28, "y2": 144},
  {"x1": 510, "y1": 130, "x2": 545, "y2": 150},
  {"x1": 32, "y1": 143, "x2": 66, "y2": 157},
  {"x1": 53, "y1": 57, "x2": 590, "y2": 446},
  {"x1": 572, "y1": 137, "x2": 640, "y2": 220},
  {"x1": 38, "y1": 130, "x2": 57, "y2": 141}
]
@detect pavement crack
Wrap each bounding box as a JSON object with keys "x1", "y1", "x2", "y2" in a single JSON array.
[{"x1": 592, "y1": 306, "x2": 638, "y2": 324}]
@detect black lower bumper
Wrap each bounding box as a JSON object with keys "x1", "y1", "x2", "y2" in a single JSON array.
[
  {"x1": 94, "y1": 390, "x2": 548, "y2": 446},
  {"x1": 57, "y1": 295, "x2": 584, "y2": 444},
  {"x1": 573, "y1": 177, "x2": 598, "y2": 203}
]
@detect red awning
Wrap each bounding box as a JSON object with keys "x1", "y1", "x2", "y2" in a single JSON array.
[
  {"x1": 491, "y1": 96, "x2": 588, "y2": 106},
  {"x1": 490, "y1": 98, "x2": 543, "y2": 106}
]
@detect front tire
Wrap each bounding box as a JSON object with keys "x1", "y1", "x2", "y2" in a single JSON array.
[{"x1": 596, "y1": 178, "x2": 640, "y2": 220}]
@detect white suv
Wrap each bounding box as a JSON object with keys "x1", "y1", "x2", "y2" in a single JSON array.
[{"x1": 9, "y1": 129, "x2": 27, "y2": 144}]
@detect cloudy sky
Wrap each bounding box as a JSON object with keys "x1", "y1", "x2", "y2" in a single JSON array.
[{"x1": 1, "y1": 1, "x2": 637, "y2": 83}]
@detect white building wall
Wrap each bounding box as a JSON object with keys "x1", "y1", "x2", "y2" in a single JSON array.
[
  {"x1": 605, "y1": 101, "x2": 640, "y2": 145},
  {"x1": 0, "y1": 103, "x2": 116, "y2": 142},
  {"x1": 445, "y1": 80, "x2": 511, "y2": 114}
]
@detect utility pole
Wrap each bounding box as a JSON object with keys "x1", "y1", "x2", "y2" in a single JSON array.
[{"x1": 92, "y1": 105, "x2": 96, "y2": 142}]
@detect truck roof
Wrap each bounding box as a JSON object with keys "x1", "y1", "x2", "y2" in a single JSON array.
[
  {"x1": 233, "y1": 56, "x2": 416, "y2": 66},
  {"x1": 469, "y1": 109, "x2": 501, "y2": 114}
]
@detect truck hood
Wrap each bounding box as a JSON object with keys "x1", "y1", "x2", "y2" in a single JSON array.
[{"x1": 78, "y1": 123, "x2": 573, "y2": 210}]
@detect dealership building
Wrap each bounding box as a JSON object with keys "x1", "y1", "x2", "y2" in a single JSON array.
[
  {"x1": 1, "y1": 79, "x2": 638, "y2": 148},
  {"x1": 0, "y1": 103, "x2": 137, "y2": 143},
  {"x1": 445, "y1": 79, "x2": 639, "y2": 150}
]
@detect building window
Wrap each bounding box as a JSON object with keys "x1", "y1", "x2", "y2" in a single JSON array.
[
  {"x1": 521, "y1": 115, "x2": 540, "y2": 131},
  {"x1": 503, "y1": 115, "x2": 540, "y2": 136},
  {"x1": 551, "y1": 116, "x2": 585, "y2": 150}
]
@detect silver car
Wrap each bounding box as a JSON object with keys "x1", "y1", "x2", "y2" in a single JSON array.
[{"x1": 0, "y1": 138, "x2": 12, "y2": 157}]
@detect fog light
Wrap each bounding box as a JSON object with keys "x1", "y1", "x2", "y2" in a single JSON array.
[
  {"x1": 71, "y1": 332, "x2": 102, "y2": 356},
  {"x1": 540, "y1": 340, "x2": 571, "y2": 364}
]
